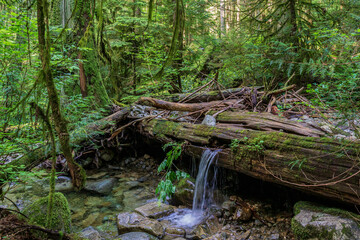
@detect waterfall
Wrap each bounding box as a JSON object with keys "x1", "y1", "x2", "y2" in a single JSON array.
[
  {"x1": 192, "y1": 149, "x2": 220, "y2": 211},
  {"x1": 160, "y1": 149, "x2": 220, "y2": 228}
]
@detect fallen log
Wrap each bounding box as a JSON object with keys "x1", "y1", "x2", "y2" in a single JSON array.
[
  {"x1": 161, "y1": 87, "x2": 258, "y2": 103},
  {"x1": 138, "y1": 119, "x2": 360, "y2": 205},
  {"x1": 6, "y1": 108, "x2": 130, "y2": 169},
  {"x1": 213, "y1": 111, "x2": 325, "y2": 137},
  {"x1": 138, "y1": 97, "x2": 245, "y2": 112}
]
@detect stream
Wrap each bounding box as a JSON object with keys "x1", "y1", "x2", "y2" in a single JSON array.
[{"x1": 1, "y1": 151, "x2": 295, "y2": 239}]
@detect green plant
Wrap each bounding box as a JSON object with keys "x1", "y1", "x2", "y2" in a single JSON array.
[{"x1": 156, "y1": 142, "x2": 190, "y2": 202}]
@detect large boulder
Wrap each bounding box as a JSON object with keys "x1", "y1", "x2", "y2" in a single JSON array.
[
  {"x1": 84, "y1": 178, "x2": 117, "y2": 195},
  {"x1": 23, "y1": 192, "x2": 71, "y2": 233},
  {"x1": 171, "y1": 178, "x2": 195, "y2": 207},
  {"x1": 117, "y1": 212, "x2": 164, "y2": 237},
  {"x1": 291, "y1": 201, "x2": 360, "y2": 240},
  {"x1": 135, "y1": 202, "x2": 175, "y2": 219}
]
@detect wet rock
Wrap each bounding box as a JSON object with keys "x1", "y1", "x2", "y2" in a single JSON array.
[
  {"x1": 233, "y1": 206, "x2": 252, "y2": 221},
  {"x1": 164, "y1": 227, "x2": 186, "y2": 237},
  {"x1": 171, "y1": 178, "x2": 195, "y2": 207},
  {"x1": 85, "y1": 178, "x2": 117, "y2": 195},
  {"x1": 292, "y1": 201, "x2": 360, "y2": 240},
  {"x1": 117, "y1": 212, "x2": 164, "y2": 237},
  {"x1": 117, "y1": 232, "x2": 157, "y2": 240},
  {"x1": 135, "y1": 202, "x2": 175, "y2": 219},
  {"x1": 81, "y1": 212, "x2": 100, "y2": 227},
  {"x1": 78, "y1": 226, "x2": 101, "y2": 240},
  {"x1": 87, "y1": 172, "x2": 108, "y2": 180},
  {"x1": 202, "y1": 115, "x2": 216, "y2": 126},
  {"x1": 71, "y1": 208, "x2": 87, "y2": 221},
  {"x1": 55, "y1": 176, "x2": 74, "y2": 192},
  {"x1": 84, "y1": 196, "x2": 103, "y2": 207}
]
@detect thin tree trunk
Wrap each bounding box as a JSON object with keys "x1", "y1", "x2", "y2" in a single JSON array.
[{"x1": 37, "y1": 0, "x2": 86, "y2": 189}]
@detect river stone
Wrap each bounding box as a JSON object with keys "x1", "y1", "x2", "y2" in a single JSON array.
[
  {"x1": 85, "y1": 178, "x2": 117, "y2": 195},
  {"x1": 99, "y1": 149, "x2": 114, "y2": 162},
  {"x1": 87, "y1": 172, "x2": 108, "y2": 180},
  {"x1": 79, "y1": 226, "x2": 102, "y2": 240},
  {"x1": 202, "y1": 115, "x2": 216, "y2": 126},
  {"x1": 135, "y1": 202, "x2": 175, "y2": 219},
  {"x1": 117, "y1": 212, "x2": 164, "y2": 237},
  {"x1": 117, "y1": 232, "x2": 157, "y2": 240},
  {"x1": 292, "y1": 201, "x2": 360, "y2": 240},
  {"x1": 55, "y1": 176, "x2": 74, "y2": 192}
]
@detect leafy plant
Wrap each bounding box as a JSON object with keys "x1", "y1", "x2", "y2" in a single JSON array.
[{"x1": 156, "y1": 142, "x2": 190, "y2": 202}]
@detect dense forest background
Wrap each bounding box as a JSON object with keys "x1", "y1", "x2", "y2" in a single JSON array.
[{"x1": 1, "y1": 0, "x2": 359, "y2": 163}]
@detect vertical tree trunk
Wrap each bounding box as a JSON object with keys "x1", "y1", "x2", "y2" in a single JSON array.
[
  {"x1": 220, "y1": 0, "x2": 226, "y2": 37},
  {"x1": 78, "y1": 52, "x2": 88, "y2": 97},
  {"x1": 37, "y1": 0, "x2": 86, "y2": 189}
]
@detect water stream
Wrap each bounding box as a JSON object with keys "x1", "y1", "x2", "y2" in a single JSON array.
[{"x1": 161, "y1": 149, "x2": 220, "y2": 228}]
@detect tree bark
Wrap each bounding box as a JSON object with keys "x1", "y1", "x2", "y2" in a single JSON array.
[
  {"x1": 138, "y1": 119, "x2": 360, "y2": 205},
  {"x1": 37, "y1": 0, "x2": 86, "y2": 189}
]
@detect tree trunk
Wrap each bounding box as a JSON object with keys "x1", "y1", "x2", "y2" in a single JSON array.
[
  {"x1": 37, "y1": 0, "x2": 86, "y2": 189},
  {"x1": 138, "y1": 119, "x2": 360, "y2": 205}
]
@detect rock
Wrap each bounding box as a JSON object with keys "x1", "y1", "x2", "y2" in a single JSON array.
[
  {"x1": 117, "y1": 232, "x2": 157, "y2": 240},
  {"x1": 117, "y1": 212, "x2": 164, "y2": 237},
  {"x1": 125, "y1": 157, "x2": 136, "y2": 165},
  {"x1": 171, "y1": 178, "x2": 195, "y2": 207},
  {"x1": 202, "y1": 115, "x2": 216, "y2": 126},
  {"x1": 233, "y1": 206, "x2": 252, "y2": 221},
  {"x1": 238, "y1": 229, "x2": 251, "y2": 239},
  {"x1": 135, "y1": 202, "x2": 175, "y2": 219},
  {"x1": 99, "y1": 149, "x2": 114, "y2": 162},
  {"x1": 87, "y1": 172, "x2": 108, "y2": 180},
  {"x1": 292, "y1": 201, "x2": 360, "y2": 240},
  {"x1": 164, "y1": 227, "x2": 186, "y2": 237},
  {"x1": 85, "y1": 178, "x2": 117, "y2": 195},
  {"x1": 55, "y1": 176, "x2": 74, "y2": 192},
  {"x1": 23, "y1": 192, "x2": 71, "y2": 233},
  {"x1": 81, "y1": 212, "x2": 100, "y2": 227},
  {"x1": 84, "y1": 196, "x2": 103, "y2": 206},
  {"x1": 221, "y1": 201, "x2": 236, "y2": 214},
  {"x1": 79, "y1": 226, "x2": 102, "y2": 240},
  {"x1": 269, "y1": 233, "x2": 280, "y2": 240},
  {"x1": 71, "y1": 208, "x2": 87, "y2": 221},
  {"x1": 144, "y1": 154, "x2": 151, "y2": 159}
]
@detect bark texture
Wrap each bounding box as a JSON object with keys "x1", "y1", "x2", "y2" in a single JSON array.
[{"x1": 138, "y1": 119, "x2": 360, "y2": 205}]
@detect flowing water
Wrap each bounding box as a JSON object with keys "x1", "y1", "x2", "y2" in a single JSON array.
[{"x1": 161, "y1": 149, "x2": 220, "y2": 228}]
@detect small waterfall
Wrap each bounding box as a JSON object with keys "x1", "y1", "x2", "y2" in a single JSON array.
[
  {"x1": 160, "y1": 149, "x2": 220, "y2": 228},
  {"x1": 192, "y1": 149, "x2": 220, "y2": 211}
]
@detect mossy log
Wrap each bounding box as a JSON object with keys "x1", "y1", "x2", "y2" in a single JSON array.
[
  {"x1": 138, "y1": 119, "x2": 360, "y2": 205},
  {"x1": 7, "y1": 108, "x2": 129, "y2": 169},
  {"x1": 213, "y1": 111, "x2": 325, "y2": 137}
]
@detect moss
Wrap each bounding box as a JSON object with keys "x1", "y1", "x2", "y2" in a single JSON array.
[
  {"x1": 291, "y1": 217, "x2": 335, "y2": 240},
  {"x1": 293, "y1": 201, "x2": 360, "y2": 224},
  {"x1": 23, "y1": 192, "x2": 71, "y2": 233}
]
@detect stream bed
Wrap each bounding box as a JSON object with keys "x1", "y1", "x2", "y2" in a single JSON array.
[{"x1": 1, "y1": 154, "x2": 296, "y2": 239}]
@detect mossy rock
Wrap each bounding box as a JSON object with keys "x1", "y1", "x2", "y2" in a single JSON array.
[
  {"x1": 170, "y1": 177, "x2": 195, "y2": 207},
  {"x1": 291, "y1": 201, "x2": 360, "y2": 240},
  {"x1": 23, "y1": 192, "x2": 71, "y2": 233}
]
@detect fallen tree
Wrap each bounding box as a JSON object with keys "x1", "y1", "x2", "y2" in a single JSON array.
[{"x1": 138, "y1": 119, "x2": 360, "y2": 205}]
